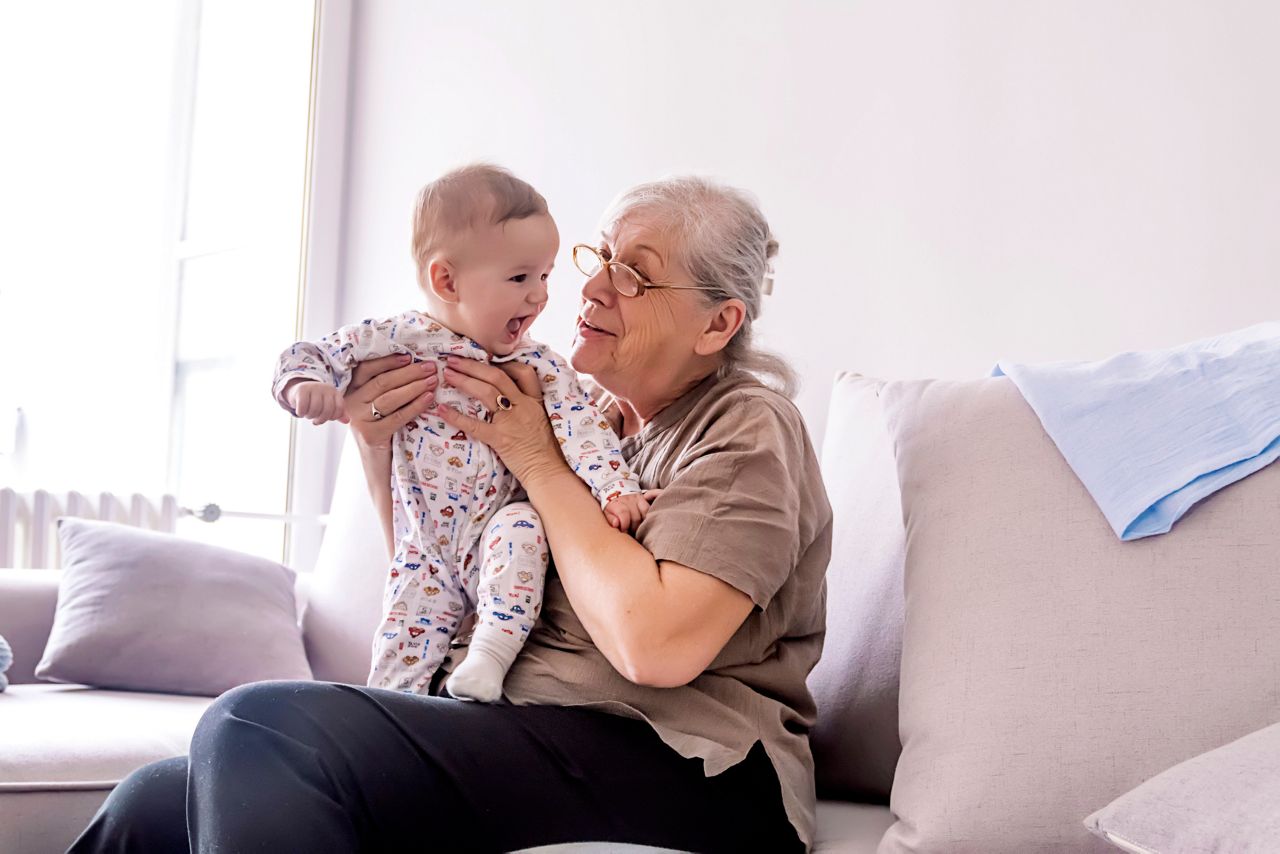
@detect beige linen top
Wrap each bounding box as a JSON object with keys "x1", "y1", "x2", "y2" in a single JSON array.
[{"x1": 496, "y1": 369, "x2": 832, "y2": 851}]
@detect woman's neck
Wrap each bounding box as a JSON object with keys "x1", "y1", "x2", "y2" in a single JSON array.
[{"x1": 609, "y1": 362, "x2": 718, "y2": 437}]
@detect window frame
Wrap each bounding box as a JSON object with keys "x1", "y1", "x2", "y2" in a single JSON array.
[{"x1": 284, "y1": 0, "x2": 353, "y2": 572}]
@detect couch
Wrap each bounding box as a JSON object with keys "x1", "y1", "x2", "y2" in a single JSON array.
[{"x1": 3, "y1": 373, "x2": 1278, "y2": 853}]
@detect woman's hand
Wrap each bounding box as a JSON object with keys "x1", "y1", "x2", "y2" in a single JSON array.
[
  {"x1": 435, "y1": 355, "x2": 568, "y2": 488},
  {"x1": 342, "y1": 354, "x2": 439, "y2": 559},
  {"x1": 342, "y1": 355, "x2": 439, "y2": 451}
]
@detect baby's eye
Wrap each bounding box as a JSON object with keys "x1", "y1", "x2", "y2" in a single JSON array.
[
  {"x1": 509, "y1": 274, "x2": 527, "y2": 283},
  {"x1": 540, "y1": 273, "x2": 549, "y2": 281}
]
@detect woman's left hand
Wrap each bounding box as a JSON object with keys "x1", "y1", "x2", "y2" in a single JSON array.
[{"x1": 436, "y1": 356, "x2": 568, "y2": 488}]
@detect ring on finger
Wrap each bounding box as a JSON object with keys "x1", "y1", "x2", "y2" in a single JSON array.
[
  {"x1": 371, "y1": 402, "x2": 385, "y2": 421},
  {"x1": 495, "y1": 394, "x2": 513, "y2": 411}
]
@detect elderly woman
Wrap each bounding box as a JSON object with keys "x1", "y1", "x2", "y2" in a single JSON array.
[{"x1": 70, "y1": 178, "x2": 830, "y2": 854}]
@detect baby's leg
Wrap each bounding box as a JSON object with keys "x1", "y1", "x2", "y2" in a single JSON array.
[
  {"x1": 368, "y1": 555, "x2": 468, "y2": 694},
  {"x1": 445, "y1": 502, "x2": 548, "y2": 703}
]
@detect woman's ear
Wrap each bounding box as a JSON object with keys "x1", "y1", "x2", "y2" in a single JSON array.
[
  {"x1": 424, "y1": 257, "x2": 459, "y2": 304},
  {"x1": 694, "y1": 298, "x2": 746, "y2": 357}
]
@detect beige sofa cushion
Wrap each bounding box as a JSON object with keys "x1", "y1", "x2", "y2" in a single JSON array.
[
  {"x1": 877, "y1": 377, "x2": 1280, "y2": 853},
  {"x1": 808, "y1": 374, "x2": 904, "y2": 801},
  {"x1": 0, "y1": 683, "x2": 213, "y2": 854},
  {"x1": 0, "y1": 684, "x2": 210, "y2": 789}
]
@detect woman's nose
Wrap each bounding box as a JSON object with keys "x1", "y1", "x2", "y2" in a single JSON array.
[{"x1": 581, "y1": 268, "x2": 616, "y2": 307}]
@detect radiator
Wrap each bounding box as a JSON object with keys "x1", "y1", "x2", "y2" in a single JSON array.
[{"x1": 0, "y1": 489, "x2": 179, "y2": 569}]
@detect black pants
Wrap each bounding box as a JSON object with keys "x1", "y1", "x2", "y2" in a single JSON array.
[{"x1": 68, "y1": 680, "x2": 803, "y2": 853}]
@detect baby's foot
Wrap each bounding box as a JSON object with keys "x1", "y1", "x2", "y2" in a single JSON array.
[{"x1": 444, "y1": 634, "x2": 521, "y2": 703}]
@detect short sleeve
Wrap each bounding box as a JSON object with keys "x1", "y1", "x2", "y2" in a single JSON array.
[{"x1": 636, "y1": 394, "x2": 807, "y2": 610}]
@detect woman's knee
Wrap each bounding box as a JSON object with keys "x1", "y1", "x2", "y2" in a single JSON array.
[
  {"x1": 191, "y1": 679, "x2": 325, "y2": 752},
  {"x1": 68, "y1": 756, "x2": 188, "y2": 853}
]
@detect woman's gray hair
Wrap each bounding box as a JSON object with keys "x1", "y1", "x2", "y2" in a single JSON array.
[{"x1": 600, "y1": 176, "x2": 799, "y2": 398}]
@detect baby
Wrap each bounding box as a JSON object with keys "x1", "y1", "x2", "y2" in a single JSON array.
[{"x1": 272, "y1": 164, "x2": 647, "y2": 702}]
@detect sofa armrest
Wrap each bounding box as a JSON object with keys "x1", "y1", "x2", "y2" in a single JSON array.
[{"x1": 0, "y1": 568, "x2": 60, "y2": 685}]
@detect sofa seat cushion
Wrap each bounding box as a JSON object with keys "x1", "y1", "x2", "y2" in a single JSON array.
[
  {"x1": 510, "y1": 802, "x2": 894, "y2": 853},
  {"x1": 812, "y1": 801, "x2": 897, "y2": 852},
  {"x1": 0, "y1": 683, "x2": 211, "y2": 790},
  {"x1": 0, "y1": 683, "x2": 895, "y2": 851}
]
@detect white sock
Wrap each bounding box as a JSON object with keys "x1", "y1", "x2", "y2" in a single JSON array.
[{"x1": 444, "y1": 632, "x2": 522, "y2": 703}]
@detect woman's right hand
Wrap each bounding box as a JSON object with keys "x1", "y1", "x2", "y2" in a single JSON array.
[{"x1": 342, "y1": 355, "x2": 439, "y2": 450}]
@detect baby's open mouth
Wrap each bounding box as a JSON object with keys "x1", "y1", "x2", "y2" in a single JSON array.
[{"x1": 505, "y1": 314, "x2": 533, "y2": 340}]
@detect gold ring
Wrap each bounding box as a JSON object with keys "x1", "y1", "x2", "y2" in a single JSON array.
[
  {"x1": 495, "y1": 394, "x2": 513, "y2": 411},
  {"x1": 371, "y1": 403, "x2": 385, "y2": 421}
]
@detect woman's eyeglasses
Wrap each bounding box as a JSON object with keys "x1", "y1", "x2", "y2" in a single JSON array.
[{"x1": 571, "y1": 244, "x2": 720, "y2": 298}]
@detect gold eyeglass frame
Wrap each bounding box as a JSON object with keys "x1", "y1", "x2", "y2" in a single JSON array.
[{"x1": 571, "y1": 243, "x2": 720, "y2": 298}]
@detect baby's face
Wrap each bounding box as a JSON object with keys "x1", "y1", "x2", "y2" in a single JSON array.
[{"x1": 448, "y1": 213, "x2": 557, "y2": 357}]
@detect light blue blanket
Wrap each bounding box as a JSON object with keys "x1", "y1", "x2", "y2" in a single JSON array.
[{"x1": 993, "y1": 322, "x2": 1280, "y2": 540}]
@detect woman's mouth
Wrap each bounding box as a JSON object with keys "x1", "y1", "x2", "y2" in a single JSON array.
[{"x1": 577, "y1": 316, "x2": 614, "y2": 338}]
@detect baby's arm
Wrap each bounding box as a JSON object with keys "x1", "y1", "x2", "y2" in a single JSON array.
[
  {"x1": 516, "y1": 346, "x2": 644, "y2": 509},
  {"x1": 272, "y1": 315, "x2": 417, "y2": 421}
]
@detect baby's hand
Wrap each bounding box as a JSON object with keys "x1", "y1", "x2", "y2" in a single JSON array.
[
  {"x1": 604, "y1": 489, "x2": 663, "y2": 535},
  {"x1": 287, "y1": 380, "x2": 349, "y2": 426}
]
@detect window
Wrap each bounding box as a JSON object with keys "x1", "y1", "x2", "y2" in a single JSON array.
[{"x1": 0, "y1": 0, "x2": 321, "y2": 565}]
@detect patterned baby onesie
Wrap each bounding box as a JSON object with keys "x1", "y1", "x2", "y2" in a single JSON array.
[{"x1": 272, "y1": 310, "x2": 641, "y2": 693}]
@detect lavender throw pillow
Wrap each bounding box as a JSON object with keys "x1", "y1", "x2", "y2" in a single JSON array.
[{"x1": 35, "y1": 518, "x2": 312, "y2": 696}]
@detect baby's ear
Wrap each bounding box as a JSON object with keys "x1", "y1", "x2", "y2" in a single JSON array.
[{"x1": 424, "y1": 258, "x2": 459, "y2": 303}]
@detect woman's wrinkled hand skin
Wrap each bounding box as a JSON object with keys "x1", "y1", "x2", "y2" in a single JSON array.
[
  {"x1": 433, "y1": 355, "x2": 566, "y2": 488},
  {"x1": 342, "y1": 354, "x2": 440, "y2": 450}
]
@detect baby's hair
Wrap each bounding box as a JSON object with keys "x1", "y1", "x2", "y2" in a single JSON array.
[{"x1": 411, "y1": 163, "x2": 549, "y2": 272}]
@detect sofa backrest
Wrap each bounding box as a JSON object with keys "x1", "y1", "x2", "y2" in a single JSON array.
[
  {"x1": 0, "y1": 568, "x2": 61, "y2": 685},
  {"x1": 806, "y1": 374, "x2": 905, "y2": 802},
  {"x1": 300, "y1": 435, "x2": 391, "y2": 685}
]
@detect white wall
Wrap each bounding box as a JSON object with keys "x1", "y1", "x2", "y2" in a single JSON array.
[{"x1": 337, "y1": 0, "x2": 1280, "y2": 448}]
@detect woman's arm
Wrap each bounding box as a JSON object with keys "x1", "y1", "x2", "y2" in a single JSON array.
[
  {"x1": 526, "y1": 467, "x2": 754, "y2": 687},
  {"x1": 436, "y1": 357, "x2": 753, "y2": 687},
  {"x1": 341, "y1": 354, "x2": 440, "y2": 560},
  {"x1": 357, "y1": 439, "x2": 396, "y2": 560}
]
